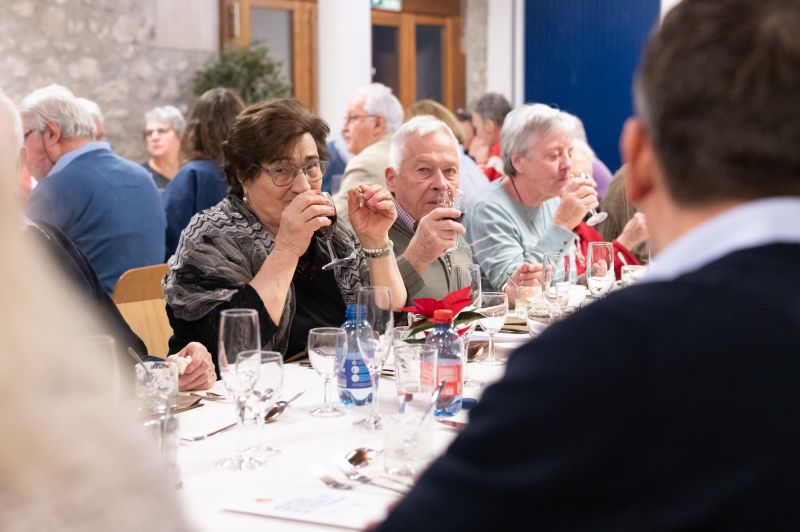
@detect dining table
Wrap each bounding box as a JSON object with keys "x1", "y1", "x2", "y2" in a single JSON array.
[{"x1": 174, "y1": 331, "x2": 530, "y2": 531}]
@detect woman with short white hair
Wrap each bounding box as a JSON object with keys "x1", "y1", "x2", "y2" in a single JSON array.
[
  {"x1": 464, "y1": 103, "x2": 599, "y2": 293},
  {"x1": 142, "y1": 105, "x2": 185, "y2": 189}
]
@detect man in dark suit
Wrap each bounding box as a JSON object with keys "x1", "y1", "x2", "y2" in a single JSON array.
[{"x1": 376, "y1": 0, "x2": 800, "y2": 530}]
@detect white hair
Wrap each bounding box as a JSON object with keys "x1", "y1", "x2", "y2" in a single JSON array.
[
  {"x1": 571, "y1": 138, "x2": 596, "y2": 159},
  {"x1": 500, "y1": 103, "x2": 572, "y2": 178},
  {"x1": 144, "y1": 105, "x2": 186, "y2": 137},
  {"x1": 20, "y1": 85, "x2": 95, "y2": 140},
  {"x1": 352, "y1": 83, "x2": 404, "y2": 133},
  {"x1": 389, "y1": 115, "x2": 459, "y2": 170},
  {"x1": 561, "y1": 111, "x2": 588, "y2": 143},
  {"x1": 0, "y1": 90, "x2": 23, "y2": 158}
]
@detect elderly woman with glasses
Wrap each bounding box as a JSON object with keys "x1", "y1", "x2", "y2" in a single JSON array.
[
  {"x1": 142, "y1": 105, "x2": 185, "y2": 189},
  {"x1": 164, "y1": 98, "x2": 406, "y2": 366}
]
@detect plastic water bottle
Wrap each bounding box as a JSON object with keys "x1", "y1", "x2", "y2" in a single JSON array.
[
  {"x1": 338, "y1": 304, "x2": 372, "y2": 406},
  {"x1": 422, "y1": 309, "x2": 464, "y2": 416}
]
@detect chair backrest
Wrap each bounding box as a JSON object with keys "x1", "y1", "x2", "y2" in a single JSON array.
[
  {"x1": 112, "y1": 263, "x2": 169, "y2": 304},
  {"x1": 116, "y1": 298, "x2": 172, "y2": 357}
]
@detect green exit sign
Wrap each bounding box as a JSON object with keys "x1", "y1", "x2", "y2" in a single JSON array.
[{"x1": 371, "y1": 0, "x2": 402, "y2": 11}]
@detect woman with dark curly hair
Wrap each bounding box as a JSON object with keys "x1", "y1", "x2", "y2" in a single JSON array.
[
  {"x1": 162, "y1": 87, "x2": 244, "y2": 259},
  {"x1": 164, "y1": 98, "x2": 405, "y2": 365}
]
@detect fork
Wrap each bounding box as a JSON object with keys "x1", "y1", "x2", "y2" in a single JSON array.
[
  {"x1": 180, "y1": 422, "x2": 236, "y2": 442},
  {"x1": 332, "y1": 456, "x2": 407, "y2": 495},
  {"x1": 309, "y1": 464, "x2": 352, "y2": 490}
]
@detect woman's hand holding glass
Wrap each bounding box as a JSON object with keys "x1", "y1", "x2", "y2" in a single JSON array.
[{"x1": 274, "y1": 190, "x2": 338, "y2": 258}]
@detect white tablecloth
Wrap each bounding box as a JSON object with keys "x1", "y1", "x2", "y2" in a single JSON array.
[{"x1": 176, "y1": 335, "x2": 528, "y2": 531}]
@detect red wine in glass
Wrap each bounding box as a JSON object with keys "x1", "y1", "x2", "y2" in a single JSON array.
[{"x1": 318, "y1": 192, "x2": 355, "y2": 270}]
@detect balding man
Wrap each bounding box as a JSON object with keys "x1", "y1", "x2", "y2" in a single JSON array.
[
  {"x1": 21, "y1": 85, "x2": 165, "y2": 293},
  {"x1": 333, "y1": 83, "x2": 403, "y2": 220}
]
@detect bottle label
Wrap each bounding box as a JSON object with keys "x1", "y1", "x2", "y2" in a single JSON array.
[
  {"x1": 343, "y1": 358, "x2": 371, "y2": 389},
  {"x1": 437, "y1": 360, "x2": 463, "y2": 398}
]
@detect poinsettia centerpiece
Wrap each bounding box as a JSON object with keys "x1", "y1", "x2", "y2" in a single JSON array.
[{"x1": 400, "y1": 286, "x2": 483, "y2": 341}]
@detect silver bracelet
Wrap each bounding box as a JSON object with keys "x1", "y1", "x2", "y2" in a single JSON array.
[{"x1": 361, "y1": 239, "x2": 394, "y2": 258}]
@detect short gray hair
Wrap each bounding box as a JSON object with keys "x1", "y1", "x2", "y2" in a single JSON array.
[
  {"x1": 472, "y1": 92, "x2": 512, "y2": 127},
  {"x1": 389, "y1": 115, "x2": 459, "y2": 171},
  {"x1": 352, "y1": 83, "x2": 403, "y2": 133},
  {"x1": 0, "y1": 90, "x2": 23, "y2": 157},
  {"x1": 144, "y1": 105, "x2": 186, "y2": 137},
  {"x1": 500, "y1": 103, "x2": 572, "y2": 178},
  {"x1": 20, "y1": 85, "x2": 95, "y2": 140},
  {"x1": 561, "y1": 111, "x2": 588, "y2": 143}
]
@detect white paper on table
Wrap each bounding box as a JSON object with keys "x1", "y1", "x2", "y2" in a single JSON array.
[{"x1": 224, "y1": 487, "x2": 396, "y2": 529}]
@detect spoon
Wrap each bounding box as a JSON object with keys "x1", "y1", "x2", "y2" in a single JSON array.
[
  {"x1": 126, "y1": 347, "x2": 152, "y2": 378},
  {"x1": 264, "y1": 391, "x2": 305, "y2": 422}
]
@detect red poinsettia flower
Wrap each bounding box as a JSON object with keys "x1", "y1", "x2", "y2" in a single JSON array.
[{"x1": 400, "y1": 286, "x2": 473, "y2": 317}]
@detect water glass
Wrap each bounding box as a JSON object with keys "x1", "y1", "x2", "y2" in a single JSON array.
[
  {"x1": 542, "y1": 252, "x2": 571, "y2": 319},
  {"x1": 514, "y1": 284, "x2": 539, "y2": 318},
  {"x1": 621, "y1": 264, "x2": 648, "y2": 287},
  {"x1": 477, "y1": 292, "x2": 508, "y2": 366},
  {"x1": 450, "y1": 264, "x2": 481, "y2": 308},
  {"x1": 355, "y1": 286, "x2": 394, "y2": 430},
  {"x1": 135, "y1": 361, "x2": 179, "y2": 416},
  {"x1": 245, "y1": 350, "x2": 284, "y2": 462},
  {"x1": 308, "y1": 327, "x2": 346, "y2": 418},
  {"x1": 586, "y1": 242, "x2": 615, "y2": 297},
  {"x1": 384, "y1": 413, "x2": 434, "y2": 478},
  {"x1": 394, "y1": 343, "x2": 436, "y2": 399},
  {"x1": 142, "y1": 414, "x2": 181, "y2": 487}
]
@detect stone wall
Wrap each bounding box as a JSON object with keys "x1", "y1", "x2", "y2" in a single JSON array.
[
  {"x1": 0, "y1": 0, "x2": 218, "y2": 162},
  {"x1": 463, "y1": 0, "x2": 487, "y2": 108}
]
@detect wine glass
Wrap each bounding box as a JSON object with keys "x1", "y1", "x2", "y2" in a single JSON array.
[
  {"x1": 437, "y1": 188, "x2": 469, "y2": 254},
  {"x1": 307, "y1": 327, "x2": 346, "y2": 418},
  {"x1": 244, "y1": 350, "x2": 283, "y2": 462},
  {"x1": 216, "y1": 309, "x2": 261, "y2": 471},
  {"x1": 586, "y1": 242, "x2": 615, "y2": 298},
  {"x1": 354, "y1": 286, "x2": 394, "y2": 430},
  {"x1": 542, "y1": 252, "x2": 571, "y2": 319},
  {"x1": 450, "y1": 263, "x2": 483, "y2": 386},
  {"x1": 574, "y1": 172, "x2": 607, "y2": 226},
  {"x1": 317, "y1": 191, "x2": 356, "y2": 271},
  {"x1": 477, "y1": 292, "x2": 508, "y2": 366}
]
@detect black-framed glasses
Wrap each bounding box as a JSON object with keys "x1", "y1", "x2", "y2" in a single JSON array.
[
  {"x1": 343, "y1": 114, "x2": 378, "y2": 124},
  {"x1": 23, "y1": 128, "x2": 37, "y2": 140},
  {"x1": 259, "y1": 160, "x2": 330, "y2": 187}
]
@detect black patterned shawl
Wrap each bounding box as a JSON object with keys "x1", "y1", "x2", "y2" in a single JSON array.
[{"x1": 163, "y1": 195, "x2": 368, "y2": 353}]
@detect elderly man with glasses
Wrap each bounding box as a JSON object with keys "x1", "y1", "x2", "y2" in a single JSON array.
[
  {"x1": 21, "y1": 84, "x2": 165, "y2": 294},
  {"x1": 332, "y1": 83, "x2": 403, "y2": 221}
]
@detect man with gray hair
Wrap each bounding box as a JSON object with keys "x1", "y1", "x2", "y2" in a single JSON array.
[
  {"x1": 21, "y1": 84, "x2": 165, "y2": 293},
  {"x1": 333, "y1": 83, "x2": 403, "y2": 219},
  {"x1": 385, "y1": 115, "x2": 472, "y2": 302},
  {"x1": 76, "y1": 97, "x2": 105, "y2": 140}
]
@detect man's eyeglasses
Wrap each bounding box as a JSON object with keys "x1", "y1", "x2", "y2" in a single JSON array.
[
  {"x1": 343, "y1": 114, "x2": 378, "y2": 125},
  {"x1": 259, "y1": 160, "x2": 330, "y2": 187},
  {"x1": 144, "y1": 127, "x2": 172, "y2": 138},
  {"x1": 23, "y1": 128, "x2": 37, "y2": 140}
]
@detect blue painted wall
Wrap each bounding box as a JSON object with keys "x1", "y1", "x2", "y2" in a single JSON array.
[{"x1": 524, "y1": 0, "x2": 660, "y2": 171}]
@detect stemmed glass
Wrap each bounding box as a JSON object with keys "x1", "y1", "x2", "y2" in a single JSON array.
[
  {"x1": 450, "y1": 264, "x2": 484, "y2": 384},
  {"x1": 542, "y1": 252, "x2": 571, "y2": 319},
  {"x1": 573, "y1": 172, "x2": 607, "y2": 226},
  {"x1": 317, "y1": 191, "x2": 356, "y2": 271},
  {"x1": 477, "y1": 292, "x2": 508, "y2": 366},
  {"x1": 307, "y1": 327, "x2": 346, "y2": 417},
  {"x1": 437, "y1": 188, "x2": 469, "y2": 254},
  {"x1": 244, "y1": 350, "x2": 284, "y2": 462},
  {"x1": 586, "y1": 242, "x2": 615, "y2": 298},
  {"x1": 355, "y1": 286, "x2": 394, "y2": 430},
  {"x1": 217, "y1": 309, "x2": 261, "y2": 471}
]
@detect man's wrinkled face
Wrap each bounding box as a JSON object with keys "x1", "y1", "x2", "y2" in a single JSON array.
[
  {"x1": 387, "y1": 131, "x2": 460, "y2": 221},
  {"x1": 21, "y1": 116, "x2": 54, "y2": 180},
  {"x1": 342, "y1": 97, "x2": 383, "y2": 155}
]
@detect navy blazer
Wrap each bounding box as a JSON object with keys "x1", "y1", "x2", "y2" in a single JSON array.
[{"x1": 378, "y1": 244, "x2": 800, "y2": 531}]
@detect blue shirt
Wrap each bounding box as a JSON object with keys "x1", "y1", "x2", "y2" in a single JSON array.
[
  {"x1": 646, "y1": 197, "x2": 800, "y2": 283},
  {"x1": 162, "y1": 159, "x2": 228, "y2": 260},
  {"x1": 25, "y1": 145, "x2": 166, "y2": 293}
]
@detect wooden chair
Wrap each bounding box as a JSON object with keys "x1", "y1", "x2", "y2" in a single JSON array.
[
  {"x1": 112, "y1": 263, "x2": 169, "y2": 304},
  {"x1": 117, "y1": 298, "x2": 172, "y2": 357}
]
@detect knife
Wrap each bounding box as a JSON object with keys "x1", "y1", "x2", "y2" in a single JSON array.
[{"x1": 437, "y1": 419, "x2": 467, "y2": 430}]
